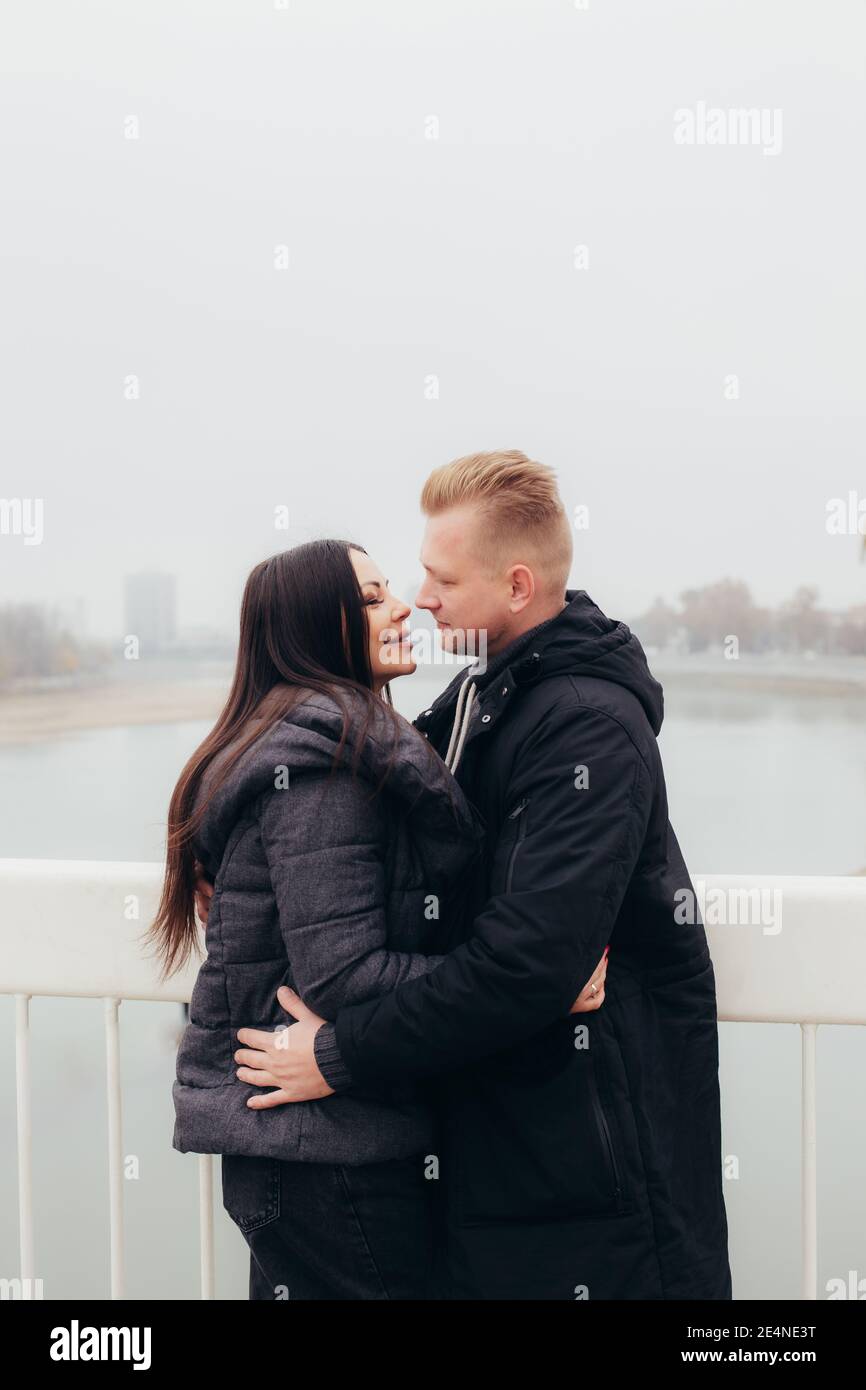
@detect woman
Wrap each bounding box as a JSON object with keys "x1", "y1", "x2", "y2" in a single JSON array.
[{"x1": 146, "y1": 539, "x2": 606, "y2": 1300}]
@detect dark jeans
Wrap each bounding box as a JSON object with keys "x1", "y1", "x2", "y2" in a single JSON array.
[{"x1": 221, "y1": 1151, "x2": 445, "y2": 1300}]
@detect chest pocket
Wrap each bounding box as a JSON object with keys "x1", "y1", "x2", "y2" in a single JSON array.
[{"x1": 489, "y1": 796, "x2": 531, "y2": 895}]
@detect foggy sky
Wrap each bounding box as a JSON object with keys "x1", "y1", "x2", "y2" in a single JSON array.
[{"x1": 1, "y1": 0, "x2": 863, "y2": 640}]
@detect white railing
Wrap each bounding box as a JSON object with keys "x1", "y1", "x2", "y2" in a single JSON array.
[
  {"x1": 1, "y1": 858, "x2": 865, "y2": 1300},
  {"x1": 1, "y1": 859, "x2": 205, "y2": 1300}
]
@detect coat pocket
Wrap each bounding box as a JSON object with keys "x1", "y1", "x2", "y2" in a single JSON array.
[
  {"x1": 488, "y1": 796, "x2": 531, "y2": 895},
  {"x1": 451, "y1": 1024, "x2": 629, "y2": 1227},
  {"x1": 221, "y1": 1153, "x2": 281, "y2": 1233}
]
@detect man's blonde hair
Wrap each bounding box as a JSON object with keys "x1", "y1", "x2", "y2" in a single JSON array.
[{"x1": 420, "y1": 449, "x2": 573, "y2": 595}]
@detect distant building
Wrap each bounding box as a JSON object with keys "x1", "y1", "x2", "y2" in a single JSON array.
[
  {"x1": 175, "y1": 624, "x2": 236, "y2": 657},
  {"x1": 124, "y1": 572, "x2": 177, "y2": 653}
]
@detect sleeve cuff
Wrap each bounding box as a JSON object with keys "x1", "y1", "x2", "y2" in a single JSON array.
[{"x1": 313, "y1": 1022, "x2": 354, "y2": 1092}]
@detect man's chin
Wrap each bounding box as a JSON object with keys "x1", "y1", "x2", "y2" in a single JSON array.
[{"x1": 437, "y1": 625, "x2": 472, "y2": 655}]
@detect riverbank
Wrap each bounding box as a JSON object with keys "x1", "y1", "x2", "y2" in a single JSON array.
[
  {"x1": 0, "y1": 660, "x2": 864, "y2": 745},
  {"x1": 0, "y1": 679, "x2": 228, "y2": 745},
  {"x1": 656, "y1": 670, "x2": 866, "y2": 699}
]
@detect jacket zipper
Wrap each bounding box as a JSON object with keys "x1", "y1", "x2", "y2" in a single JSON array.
[
  {"x1": 504, "y1": 798, "x2": 529, "y2": 892},
  {"x1": 588, "y1": 1050, "x2": 623, "y2": 1201}
]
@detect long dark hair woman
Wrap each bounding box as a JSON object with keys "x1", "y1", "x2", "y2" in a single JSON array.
[{"x1": 143, "y1": 539, "x2": 485, "y2": 1300}]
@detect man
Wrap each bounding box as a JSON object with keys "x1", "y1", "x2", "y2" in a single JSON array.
[{"x1": 200, "y1": 449, "x2": 733, "y2": 1300}]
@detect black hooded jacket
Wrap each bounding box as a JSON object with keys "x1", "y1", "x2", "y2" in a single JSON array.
[{"x1": 315, "y1": 589, "x2": 733, "y2": 1300}]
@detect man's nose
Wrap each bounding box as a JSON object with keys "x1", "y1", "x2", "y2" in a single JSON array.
[{"x1": 415, "y1": 583, "x2": 438, "y2": 612}]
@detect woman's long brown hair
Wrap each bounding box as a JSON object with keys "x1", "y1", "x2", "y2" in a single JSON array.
[{"x1": 143, "y1": 539, "x2": 437, "y2": 983}]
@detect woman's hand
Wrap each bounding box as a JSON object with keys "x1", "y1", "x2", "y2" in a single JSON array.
[{"x1": 569, "y1": 945, "x2": 609, "y2": 1014}]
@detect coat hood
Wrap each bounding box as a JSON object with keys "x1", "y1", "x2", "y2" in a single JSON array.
[
  {"x1": 507, "y1": 589, "x2": 665, "y2": 734},
  {"x1": 435, "y1": 590, "x2": 664, "y2": 776},
  {"x1": 192, "y1": 686, "x2": 486, "y2": 877}
]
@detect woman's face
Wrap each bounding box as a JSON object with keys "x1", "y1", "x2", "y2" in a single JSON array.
[{"x1": 349, "y1": 548, "x2": 417, "y2": 689}]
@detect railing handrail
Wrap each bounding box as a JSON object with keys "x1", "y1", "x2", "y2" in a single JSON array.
[
  {"x1": 0, "y1": 858, "x2": 864, "y2": 1024},
  {"x1": 2, "y1": 857, "x2": 865, "y2": 1301}
]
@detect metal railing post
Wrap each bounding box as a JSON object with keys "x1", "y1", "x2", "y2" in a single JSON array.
[
  {"x1": 104, "y1": 996, "x2": 125, "y2": 1299},
  {"x1": 801, "y1": 1021, "x2": 818, "y2": 1300},
  {"x1": 15, "y1": 993, "x2": 35, "y2": 1295}
]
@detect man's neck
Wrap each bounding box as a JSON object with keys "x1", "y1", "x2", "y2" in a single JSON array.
[{"x1": 486, "y1": 595, "x2": 568, "y2": 660}]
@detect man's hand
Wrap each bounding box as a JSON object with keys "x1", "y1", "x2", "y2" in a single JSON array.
[
  {"x1": 235, "y1": 986, "x2": 335, "y2": 1107},
  {"x1": 232, "y1": 953, "x2": 609, "y2": 1105},
  {"x1": 569, "y1": 945, "x2": 609, "y2": 1014},
  {"x1": 193, "y1": 860, "x2": 214, "y2": 928}
]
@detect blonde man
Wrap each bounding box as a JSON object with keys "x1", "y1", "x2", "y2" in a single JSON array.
[{"x1": 216, "y1": 449, "x2": 732, "y2": 1301}]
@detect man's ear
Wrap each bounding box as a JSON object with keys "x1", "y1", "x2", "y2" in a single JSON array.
[{"x1": 509, "y1": 564, "x2": 535, "y2": 611}]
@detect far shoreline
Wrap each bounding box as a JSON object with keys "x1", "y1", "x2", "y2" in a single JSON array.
[
  {"x1": 0, "y1": 679, "x2": 227, "y2": 746},
  {"x1": 0, "y1": 664, "x2": 864, "y2": 746}
]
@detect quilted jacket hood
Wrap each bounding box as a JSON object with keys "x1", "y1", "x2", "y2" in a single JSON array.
[{"x1": 192, "y1": 685, "x2": 486, "y2": 876}]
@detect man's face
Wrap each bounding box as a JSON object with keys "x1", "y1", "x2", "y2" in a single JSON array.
[{"x1": 416, "y1": 506, "x2": 516, "y2": 658}]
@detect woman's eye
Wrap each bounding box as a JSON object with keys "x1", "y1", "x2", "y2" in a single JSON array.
[{"x1": 364, "y1": 596, "x2": 383, "y2": 606}]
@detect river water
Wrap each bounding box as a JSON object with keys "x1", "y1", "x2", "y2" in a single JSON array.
[{"x1": 1, "y1": 673, "x2": 864, "y2": 1299}]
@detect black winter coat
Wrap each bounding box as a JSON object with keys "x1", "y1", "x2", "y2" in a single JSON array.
[{"x1": 320, "y1": 589, "x2": 733, "y2": 1300}]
